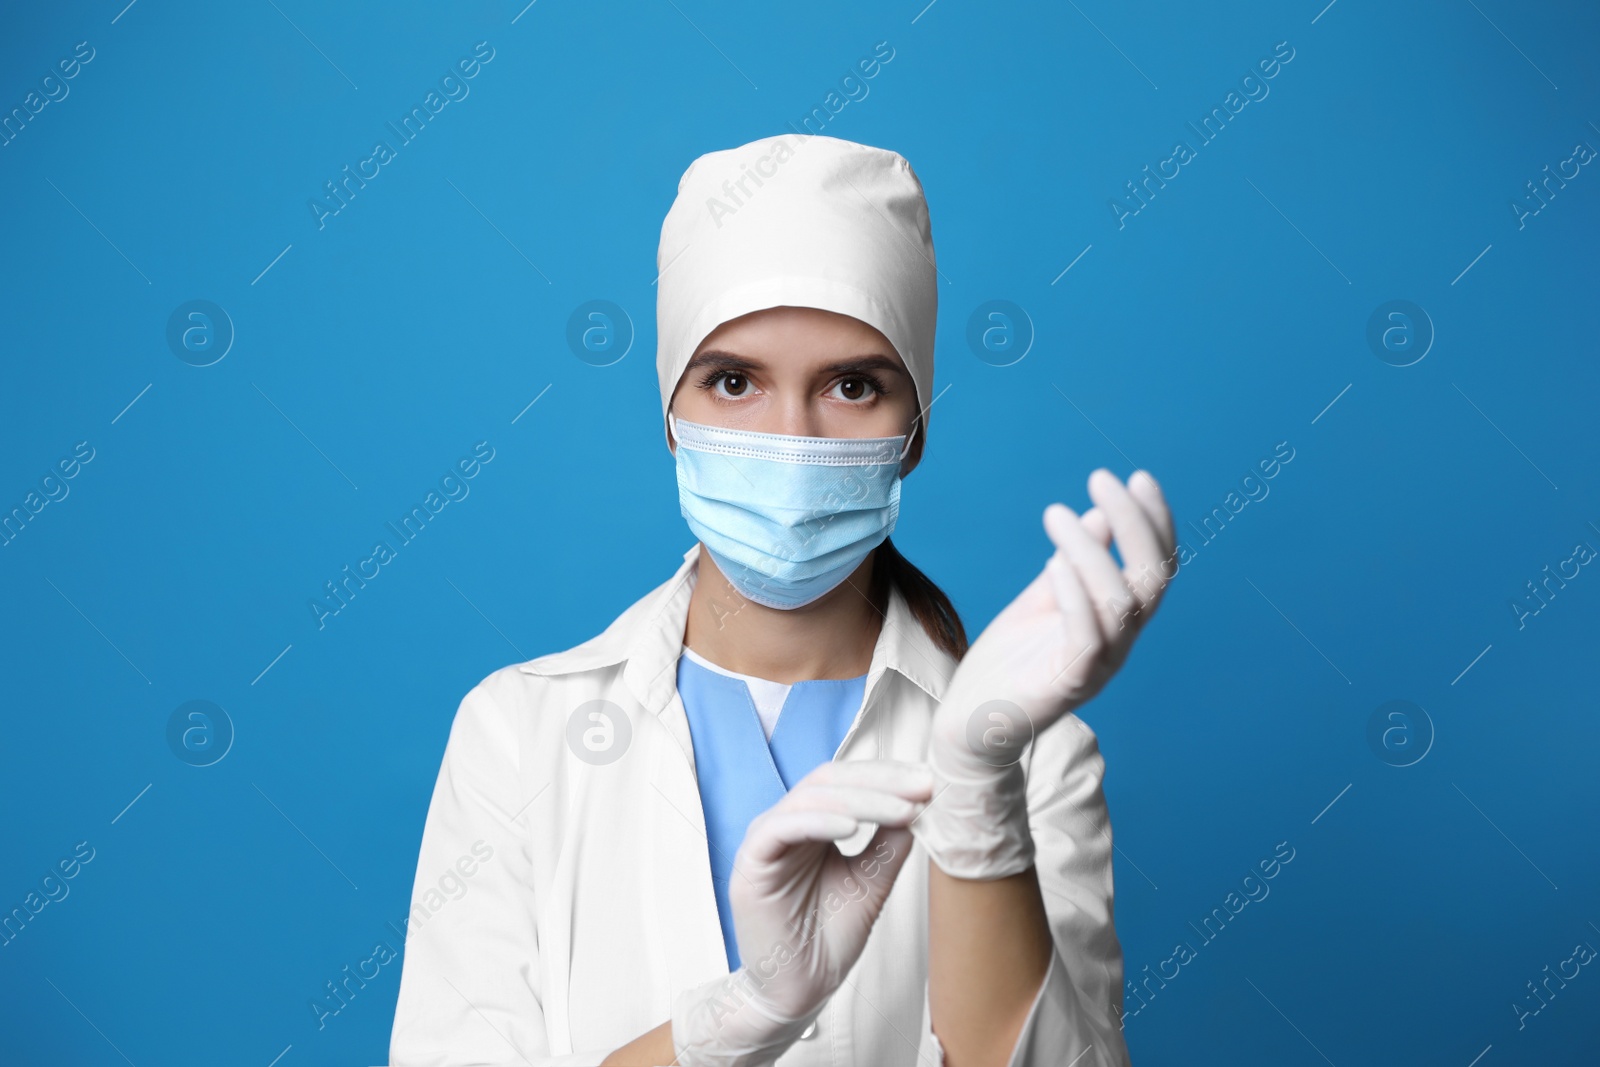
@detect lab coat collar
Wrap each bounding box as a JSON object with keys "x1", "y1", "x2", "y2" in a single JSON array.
[{"x1": 517, "y1": 542, "x2": 954, "y2": 715}]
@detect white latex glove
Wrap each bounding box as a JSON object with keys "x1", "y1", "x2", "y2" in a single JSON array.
[
  {"x1": 912, "y1": 468, "x2": 1177, "y2": 880},
  {"x1": 672, "y1": 759, "x2": 934, "y2": 1066}
]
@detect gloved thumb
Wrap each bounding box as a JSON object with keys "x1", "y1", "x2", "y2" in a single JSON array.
[{"x1": 848, "y1": 824, "x2": 916, "y2": 909}]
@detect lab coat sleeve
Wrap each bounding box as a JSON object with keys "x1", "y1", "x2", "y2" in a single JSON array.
[
  {"x1": 1003, "y1": 713, "x2": 1133, "y2": 1067},
  {"x1": 389, "y1": 676, "x2": 601, "y2": 1067}
]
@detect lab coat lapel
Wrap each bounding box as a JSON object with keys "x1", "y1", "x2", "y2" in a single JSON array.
[
  {"x1": 519, "y1": 545, "x2": 731, "y2": 1044},
  {"x1": 651, "y1": 687, "x2": 737, "y2": 989},
  {"x1": 620, "y1": 548, "x2": 734, "y2": 992}
]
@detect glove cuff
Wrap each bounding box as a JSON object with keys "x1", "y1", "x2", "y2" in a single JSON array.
[
  {"x1": 910, "y1": 741, "x2": 1036, "y2": 880},
  {"x1": 671, "y1": 969, "x2": 822, "y2": 1067}
]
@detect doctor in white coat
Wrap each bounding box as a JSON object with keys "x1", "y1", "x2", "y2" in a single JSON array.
[{"x1": 389, "y1": 134, "x2": 1177, "y2": 1067}]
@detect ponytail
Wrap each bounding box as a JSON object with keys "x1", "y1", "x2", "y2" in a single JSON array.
[{"x1": 870, "y1": 536, "x2": 968, "y2": 661}]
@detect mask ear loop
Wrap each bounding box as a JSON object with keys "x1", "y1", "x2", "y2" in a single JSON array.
[{"x1": 896, "y1": 417, "x2": 920, "y2": 468}]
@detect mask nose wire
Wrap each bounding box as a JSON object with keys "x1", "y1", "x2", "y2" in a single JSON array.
[{"x1": 670, "y1": 407, "x2": 917, "y2": 466}]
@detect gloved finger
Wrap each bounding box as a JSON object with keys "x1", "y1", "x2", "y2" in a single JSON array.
[
  {"x1": 1086, "y1": 469, "x2": 1169, "y2": 618},
  {"x1": 739, "y1": 809, "x2": 861, "y2": 869},
  {"x1": 1123, "y1": 471, "x2": 1178, "y2": 621},
  {"x1": 775, "y1": 783, "x2": 926, "y2": 828},
  {"x1": 1080, "y1": 506, "x2": 1112, "y2": 548},
  {"x1": 1044, "y1": 553, "x2": 1105, "y2": 692},
  {"x1": 1128, "y1": 470, "x2": 1177, "y2": 561},
  {"x1": 1043, "y1": 501, "x2": 1138, "y2": 639},
  {"x1": 797, "y1": 758, "x2": 934, "y2": 802},
  {"x1": 841, "y1": 825, "x2": 916, "y2": 907}
]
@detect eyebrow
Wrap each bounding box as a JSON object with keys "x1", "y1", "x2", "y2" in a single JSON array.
[{"x1": 685, "y1": 350, "x2": 908, "y2": 377}]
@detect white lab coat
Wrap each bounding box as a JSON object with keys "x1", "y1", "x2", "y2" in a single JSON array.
[{"x1": 389, "y1": 543, "x2": 1133, "y2": 1066}]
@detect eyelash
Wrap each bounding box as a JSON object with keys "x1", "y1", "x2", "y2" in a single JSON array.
[{"x1": 696, "y1": 369, "x2": 888, "y2": 402}]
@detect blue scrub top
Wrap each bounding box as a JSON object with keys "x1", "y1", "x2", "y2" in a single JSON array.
[{"x1": 676, "y1": 652, "x2": 867, "y2": 970}]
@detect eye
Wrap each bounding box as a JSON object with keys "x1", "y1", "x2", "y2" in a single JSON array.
[
  {"x1": 828, "y1": 375, "x2": 882, "y2": 402},
  {"x1": 708, "y1": 371, "x2": 755, "y2": 399}
]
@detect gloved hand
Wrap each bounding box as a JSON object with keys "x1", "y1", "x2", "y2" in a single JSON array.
[
  {"x1": 912, "y1": 469, "x2": 1176, "y2": 880},
  {"x1": 672, "y1": 759, "x2": 934, "y2": 1066}
]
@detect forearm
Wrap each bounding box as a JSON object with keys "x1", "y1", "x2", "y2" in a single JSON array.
[
  {"x1": 600, "y1": 1021, "x2": 675, "y2": 1066},
  {"x1": 928, "y1": 860, "x2": 1053, "y2": 1067}
]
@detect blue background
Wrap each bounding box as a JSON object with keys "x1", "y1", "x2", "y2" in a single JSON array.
[{"x1": 3, "y1": 1, "x2": 1597, "y2": 1064}]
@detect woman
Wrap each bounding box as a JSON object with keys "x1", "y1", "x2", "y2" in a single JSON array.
[{"x1": 389, "y1": 134, "x2": 1176, "y2": 1067}]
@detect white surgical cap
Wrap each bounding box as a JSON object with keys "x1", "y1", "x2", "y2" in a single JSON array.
[{"x1": 654, "y1": 133, "x2": 938, "y2": 449}]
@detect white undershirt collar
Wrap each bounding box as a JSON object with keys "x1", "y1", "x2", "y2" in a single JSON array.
[{"x1": 681, "y1": 646, "x2": 791, "y2": 740}]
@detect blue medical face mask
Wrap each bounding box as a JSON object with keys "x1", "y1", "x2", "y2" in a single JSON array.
[{"x1": 669, "y1": 412, "x2": 917, "y2": 610}]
